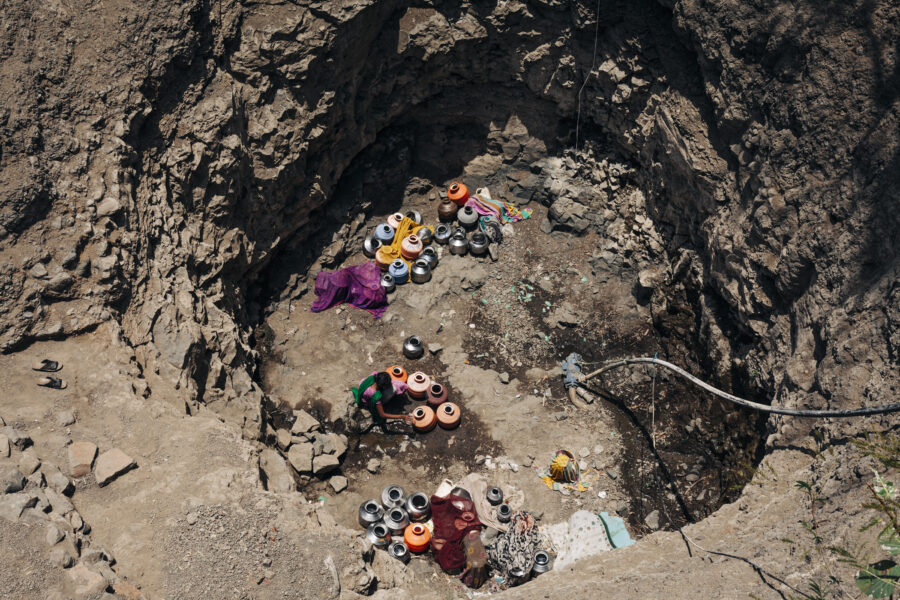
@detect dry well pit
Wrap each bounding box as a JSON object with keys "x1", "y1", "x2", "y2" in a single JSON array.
[
  {"x1": 252, "y1": 100, "x2": 769, "y2": 559},
  {"x1": 7, "y1": 0, "x2": 897, "y2": 597}
]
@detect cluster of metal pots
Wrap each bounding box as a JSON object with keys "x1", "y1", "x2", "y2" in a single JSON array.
[
  {"x1": 433, "y1": 224, "x2": 489, "y2": 258},
  {"x1": 363, "y1": 213, "x2": 442, "y2": 294},
  {"x1": 358, "y1": 485, "x2": 433, "y2": 560},
  {"x1": 360, "y1": 480, "x2": 553, "y2": 574},
  {"x1": 437, "y1": 184, "x2": 500, "y2": 258}
]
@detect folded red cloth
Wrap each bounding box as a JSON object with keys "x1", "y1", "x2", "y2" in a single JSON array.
[{"x1": 429, "y1": 494, "x2": 483, "y2": 573}]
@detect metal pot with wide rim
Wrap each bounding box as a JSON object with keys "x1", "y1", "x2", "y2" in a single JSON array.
[
  {"x1": 469, "y1": 232, "x2": 489, "y2": 256},
  {"x1": 420, "y1": 246, "x2": 439, "y2": 269},
  {"x1": 532, "y1": 550, "x2": 554, "y2": 574},
  {"x1": 381, "y1": 273, "x2": 396, "y2": 294},
  {"x1": 457, "y1": 205, "x2": 479, "y2": 230},
  {"x1": 415, "y1": 226, "x2": 433, "y2": 245},
  {"x1": 410, "y1": 259, "x2": 432, "y2": 284},
  {"x1": 358, "y1": 499, "x2": 385, "y2": 528},
  {"x1": 405, "y1": 492, "x2": 431, "y2": 521},
  {"x1": 388, "y1": 540, "x2": 410, "y2": 563},
  {"x1": 449, "y1": 234, "x2": 468, "y2": 256},
  {"x1": 363, "y1": 236, "x2": 382, "y2": 258},
  {"x1": 381, "y1": 484, "x2": 406, "y2": 509},
  {"x1": 365, "y1": 522, "x2": 391, "y2": 548},
  {"x1": 384, "y1": 506, "x2": 411, "y2": 536},
  {"x1": 403, "y1": 335, "x2": 424, "y2": 359},
  {"x1": 434, "y1": 224, "x2": 452, "y2": 245}
]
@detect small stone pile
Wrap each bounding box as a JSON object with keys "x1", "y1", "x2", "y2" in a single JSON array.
[
  {"x1": 0, "y1": 417, "x2": 143, "y2": 599},
  {"x1": 260, "y1": 408, "x2": 349, "y2": 494}
]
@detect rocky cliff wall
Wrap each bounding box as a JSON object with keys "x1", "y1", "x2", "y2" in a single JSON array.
[{"x1": 0, "y1": 0, "x2": 897, "y2": 445}]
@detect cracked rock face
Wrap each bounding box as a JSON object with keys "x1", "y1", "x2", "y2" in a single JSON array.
[{"x1": 0, "y1": 0, "x2": 897, "y2": 456}]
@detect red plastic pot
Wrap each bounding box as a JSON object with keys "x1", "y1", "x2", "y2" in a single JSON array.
[
  {"x1": 404, "y1": 523, "x2": 431, "y2": 553},
  {"x1": 426, "y1": 383, "x2": 448, "y2": 407}
]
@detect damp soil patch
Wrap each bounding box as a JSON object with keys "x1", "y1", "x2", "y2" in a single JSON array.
[
  {"x1": 285, "y1": 356, "x2": 504, "y2": 511},
  {"x1": 340, "y1": 362, "x2": 504, "y2": 478},
  {"x1": 463, "y1": 255, "x2": 768, "y2": 533},
  {"x1": 340, "y1": 405, "x2": 502, "y2": 477},
  {"x1": 310, "y1": 394, "x2": 504, "y2": 533}
]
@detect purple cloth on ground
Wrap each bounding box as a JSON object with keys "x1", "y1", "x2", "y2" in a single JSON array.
[{"x1": 311, "y1": 261, "x2": 388, "y2": 317}]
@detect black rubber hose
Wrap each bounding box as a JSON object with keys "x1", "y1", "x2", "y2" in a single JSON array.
[{"x1": 580, "y1": 357, "x2": 900, "y2": 418}]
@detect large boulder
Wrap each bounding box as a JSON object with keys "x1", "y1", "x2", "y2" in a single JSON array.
[
  {"x1": 2, "y1": 468, "x2": 26, "y2": 494},
  {"x1": 0, "y1": 427, "x2": 31, "y2": 451},
  {"x1": 0, "y1": 492, "x2": 38, "y2": 520},
  {"x1": 94, "y1": 449, "x2": 136, "y2": 486},
  {"x1": 67, "y1": 442, "x2": 98, "y2": 478},
  {"x1": 312, "y1": 454, "x2": 340, "y2": 476},
  {"x1": 259, "y1": 449, "x2": 294, "y2": 493},
  {"x1": 325, "y1": 433, "x2": 348, "y2": 459},
  {"x1": 287, "y1": 443, "x2": 314, "y2": 475},
  {"x1": 290, "y1": 410, "x2": 320, "y2": 435},
  {"x1": 67, "y1": 563, "x2": 108, "y2": 598},
  {"x1": 42, "y1": 463, "x2": 75, "y2": 496}
]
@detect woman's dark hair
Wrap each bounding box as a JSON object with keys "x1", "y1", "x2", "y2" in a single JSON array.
[{"x1": 374, "y1": 371, "x2": 392, "y2": 391}]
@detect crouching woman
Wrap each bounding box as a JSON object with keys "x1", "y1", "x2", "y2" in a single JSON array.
[{"x1": 351, "y1": 371, "x2": 412, "y2": 429}]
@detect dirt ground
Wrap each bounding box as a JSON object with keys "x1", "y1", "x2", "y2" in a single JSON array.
[
  {"x1": 0, "y1": 325, "x2": 365, "y2": 600},
  {"x1": 1, "y1": 0, "x2": 896, "y2": 597}
]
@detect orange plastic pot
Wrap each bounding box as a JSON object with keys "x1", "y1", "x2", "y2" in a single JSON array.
[
  {"x1": 388, "y1": 365, "x2": 408, "y2": 383},
  {"x1": 375, "y1": 247, "x2": 393, "y2": 271},
  {"x1": 400, "y1": 234, "x2": 423, "y2": 260},
  {"x1": 404, "y1": 522, "x2": 431, "y2": 553},
  {"x1": 436, "y1": 402, "x2": 461, "y2": 429},
  {"x1": 448, "y1": 182, "x2": 469, "y2": 206},
  {"x1": 411, "y1": 406, "x2": 436, "y2": 432},
  {"x1": 407, "y1": 371, "x2": 431, "y2": 399},
  {"x1": 426, "y1": 382, "x2": 448, "y2": 408},
  {"x1": 387, "y1": 212, "x2": 405, "y2": 229}
]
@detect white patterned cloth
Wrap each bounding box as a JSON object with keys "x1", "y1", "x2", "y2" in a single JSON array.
[{"x1": 542, "y1": 510, "x2": 613, "y2": 568}]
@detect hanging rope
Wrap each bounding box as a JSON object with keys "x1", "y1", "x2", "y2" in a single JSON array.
[
  {"x1": 580, "y1": 356, "x2": 900, "y2": 418},
  {"x1": 650, "y1": 352, "x2": 658, "y2": 449},
  {"x1": 575, "y1": 0, "x2": 602, "y2": 152}
]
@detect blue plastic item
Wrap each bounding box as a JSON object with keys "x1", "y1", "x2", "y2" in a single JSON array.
[
  {"x1": 374, "y1": 224, "x2": 395, "y2": 243},
  {"x1": 388, "y1": 260, "x2": 409, "y2": 284},
  {"x1": 598, "y1": 511, "x2": 635, "y2": 548}
]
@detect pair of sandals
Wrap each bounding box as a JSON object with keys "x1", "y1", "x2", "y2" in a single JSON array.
[{"x1": 33, "y1": 359, "x2": 67, "y2": 389}]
